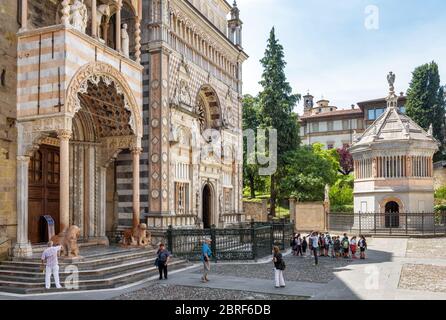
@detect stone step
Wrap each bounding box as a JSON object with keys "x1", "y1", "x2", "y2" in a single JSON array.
[
  {"x1": 0, "y1": 260, "x2": 190, "y2": 294},
  {"x1": 2, "y1": 248, "x2": 156, "y2": 268},
  {"x1": 0, "y1": 256, "x2": 158, "y2": 280}
]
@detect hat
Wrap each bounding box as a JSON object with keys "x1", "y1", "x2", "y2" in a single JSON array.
[{"x1": 203, "y1": 237, "x2": 212, "y2": 242}]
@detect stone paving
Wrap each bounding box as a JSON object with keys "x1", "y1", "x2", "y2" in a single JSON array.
[
  {"x1": 405, "y1": 238, "x2": 446, "y2": 259},
  {"x1": 113, "y1": 283, "x2": 306, "y2": 300},
  {"x1": 399, "y1": 264, "x2": 446, "y2": 293},
  {"x1": 198, "y1": 254, "x2": 353, "y2": 284}
]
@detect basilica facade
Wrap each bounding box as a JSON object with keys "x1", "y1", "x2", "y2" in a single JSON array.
[{"x1": 0, "y1": 0, "x2": 247, "y2": 258}]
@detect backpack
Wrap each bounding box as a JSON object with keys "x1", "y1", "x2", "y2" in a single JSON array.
[
  {"x1": 342, "y1": 239, "x2": 349, "y2": 249},
  {"x1": 276, "y1": 254, "x2": 286, "y2": 270},
  {"x1": 279, "y1": 258, "x2": 286, "y2": 270}
]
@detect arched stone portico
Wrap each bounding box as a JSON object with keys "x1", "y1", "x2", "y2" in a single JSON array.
[{"x1": 13, "y1": 62, "x2": 142, "y2": 257}]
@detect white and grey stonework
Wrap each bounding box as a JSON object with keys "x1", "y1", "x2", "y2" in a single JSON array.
[
  {"x1": 2, "y1": 0, "x2": 247, "y2": 258},
  {"x1": 350, "y1": 72, "x2": 439, "y2": 229}
]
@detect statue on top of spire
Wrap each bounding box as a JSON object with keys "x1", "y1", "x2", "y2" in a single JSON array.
[{"x1": 387, "y1": 71, "x2": 396, "y2": 93}]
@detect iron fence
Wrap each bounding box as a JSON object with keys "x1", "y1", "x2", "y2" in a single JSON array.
[
  {"x1": 328, "y1": 212, "x2": 446, "y2": 236},
  {"x1": 166, "y1": 221, "x2": 294, "y2": 261}
]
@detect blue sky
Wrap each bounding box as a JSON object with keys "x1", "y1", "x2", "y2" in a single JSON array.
[{"x1": 237, "y1": 0, "x2": 446, "y2": 114}]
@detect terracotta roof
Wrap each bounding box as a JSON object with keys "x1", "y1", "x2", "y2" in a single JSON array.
[{"x1": 300, "y1": 109, "x2": 363, "y2": 120}]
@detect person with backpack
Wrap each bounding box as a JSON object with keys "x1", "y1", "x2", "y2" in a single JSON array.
[
  {"x1": 319, "y1": 233, "x2": 325, "y2": 257},
  {"x1": 350, "y1": 236, "x2": 358, "y2": 259},
  {"x1": 296, "y1": 234, "x2": 303, "y2": 256},
  {"x1": 358, "y1": 235, "x2": 367, "y2": 259},
  {"x1": 302, "y1": 236, "x2": 308, "y2": 256},
  {"x1": 341, "y1": 234, "x2": 350, "y2": 258},
  {"x1": 333, "y1": 236, "x2": 341, "y2": 258},
  {"x1": 272, "y1": 246, "x2": 286, "y2": 288},
  {"x1": 326, "y1": 234, "x2": 334, "y2": 258},
  {"x1": 309, "y1": 231, "x2": 320, "y2": 265},
  {"x1": 291, "y1": 234, "x2": 298, "y2": 256}
]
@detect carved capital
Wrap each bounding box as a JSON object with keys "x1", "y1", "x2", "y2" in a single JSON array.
[
  {"x1": 131, "y1": 147, "x2": 143, "y2": 155},
  {"x1": 57, "y1": 129, "x2": 72, "y2": 141},
  {"x1": 16, "y1": 155, "x2": 31, "y2": 163}
]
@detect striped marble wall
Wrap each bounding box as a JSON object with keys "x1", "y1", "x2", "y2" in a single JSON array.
[{"x1": 17, "y1": 25, "x2": 143, "y2": 119}]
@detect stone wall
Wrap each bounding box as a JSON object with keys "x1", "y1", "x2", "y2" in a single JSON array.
[
  {"x1": 434, "y1": 166, "x2": 446, "y2": 190},
  {"x1": 293, "y1": 202, "x2": 327, "y2": 232},
  {"x1": 243, "y1": 199, "x2": 268, "y2": 222},
  {"x1": 0, "y1": 0, "x2": 19, "y2": 260},
  {"x1": 0, "y1": 149, "x2": 16, "y2": 259}
]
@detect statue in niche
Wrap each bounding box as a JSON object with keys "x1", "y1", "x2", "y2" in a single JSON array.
[
  {"x1": 70, "y1": 0, "x2": 88, "y2": 33},
  {"x1": 179, "y1": 80, "x2": 192, "y2": 106},
  {"x1": 121, "y1": 24, "x2": 130, "y2": 57},
  {"x1": 97, "y1": 4, "x2": 111, "y2": 40}
]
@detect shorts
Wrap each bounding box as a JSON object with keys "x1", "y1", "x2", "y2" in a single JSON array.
[{"x1": 360, "y1": 247, "x2": 365, "y2": 252}]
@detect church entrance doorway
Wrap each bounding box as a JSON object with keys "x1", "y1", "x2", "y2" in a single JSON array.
[
  {"x1": 202, "y1": 184, "x2": 212, "y2": 229},
  {"x1": 28, "y1": 144, "x2": 60, "y2": 244},
  {"x1": 385, "y1": 201, "x2": 400, "y2": 228}
]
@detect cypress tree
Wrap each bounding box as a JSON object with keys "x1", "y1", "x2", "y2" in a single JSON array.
[
  {"x1": 406, "y1": 61, "x2": 445, "y2": 159},
  {"x1": 258, "y1": 27, "x2": 300, "y2": 216}
]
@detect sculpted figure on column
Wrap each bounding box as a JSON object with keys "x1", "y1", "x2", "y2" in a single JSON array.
[
  {"x1": 97, "y1": 4, "x2": 111, "y2": 40},
  {"x1": 70, "y1": 0, "x2": 88, "y2": 33},
  {"x1": 121, "y1": 23, "x2": 130, "y2": 57}
]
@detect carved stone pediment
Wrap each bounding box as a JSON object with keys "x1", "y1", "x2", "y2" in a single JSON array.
[{"x1": 172, "y1": 58, "x2": 193, "y2": 111}]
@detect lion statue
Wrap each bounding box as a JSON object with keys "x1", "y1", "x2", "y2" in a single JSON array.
[
  {"x1": 122, "y1": 223, "x2": 151, "y2": 247},
  {"x1": 51, "y1": 225, "x2": 81, "y2": 257}
]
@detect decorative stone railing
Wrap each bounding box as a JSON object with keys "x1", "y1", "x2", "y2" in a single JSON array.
[
  {"x1": 221, "y1": 212, "x2": 245, "y2": 226},
  {"x1": 147, "y1": 214, "x2": 199, "y2": 230}
]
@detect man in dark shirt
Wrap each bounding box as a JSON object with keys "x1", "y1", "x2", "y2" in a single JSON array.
[{"x1": 156, "y1": 243, "x2": 171, "y2": 280}]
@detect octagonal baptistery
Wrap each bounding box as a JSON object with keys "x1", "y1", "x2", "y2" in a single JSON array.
[{"x1": 349, "y1": 73, "x2": 439, "y2": 230}]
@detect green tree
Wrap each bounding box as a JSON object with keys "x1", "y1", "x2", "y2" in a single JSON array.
[
  {"x1": 279, "y1": 146, "x2": 338, "y2": 202},
  {"x1": 329, "y1": 174, "x2": 354, "y2": 213},
  {"x1": 406, "y1": 61, "x2": 445, "y2": 159},
  {"x1": 242, "y1": 94, "x2": 262, "y2": 198},
  {"x1": 258, "y1": 27, "x2": 300, "y2": 215}
]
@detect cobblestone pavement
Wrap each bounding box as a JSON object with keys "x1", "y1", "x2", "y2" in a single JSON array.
[
  {"x1": 112, "y1": 283, "x2": 306, "y2": 300},
  {"x1": 398, "y1": 264, "x2": 446, "y2": 293},
  {"x1": 406, "y1": 238, "x2": 446, "y2": 259},
  {"x1": 198, "y1": 254, "x2": 354, "y2": 284}
]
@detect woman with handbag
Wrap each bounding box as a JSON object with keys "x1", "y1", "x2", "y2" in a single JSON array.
[{"x1": 272, "y1": 246, "x2": 286, "y2": 288}]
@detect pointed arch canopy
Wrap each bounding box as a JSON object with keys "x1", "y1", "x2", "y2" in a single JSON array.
[{"x1": 65, "y1": 62, "x2": 143, "y2": 139}]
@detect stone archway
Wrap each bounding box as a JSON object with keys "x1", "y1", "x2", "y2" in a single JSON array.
[
  {"x1": 380, "y1": 197, "x2": 403, "y2": 229},
  {"x1": 66, "y1": 61, "x2": 142, "y2": 139},
  {"x1": 202, "y1": 183, "x2": 213, "y2": 229},
  {"x1": 196, "y1": 85, "x2": 222, "y2": 134},
  {"x1": 14, "y1": 62, "x2": 143, "y2": 255}
]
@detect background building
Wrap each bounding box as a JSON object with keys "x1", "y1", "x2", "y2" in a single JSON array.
[{"x1": 299, "y1": 92, "x2": 407, "y2": 150}]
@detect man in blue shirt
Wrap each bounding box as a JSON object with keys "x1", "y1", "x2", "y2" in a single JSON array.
[{"x1": 201, "y1": 238, "x2": 212, "y2": 283}]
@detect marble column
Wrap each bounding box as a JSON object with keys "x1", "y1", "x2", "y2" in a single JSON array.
[
  {"x1": 115, "y1": 0, "x2": 122, "y2": 52},
  {"x1": 132, "y1": 148, "x2": 142, "y2": 228},
  {"x1": 91, "y1": 0, "x2": 97, "y2": 38},
  {"x1": 135, "y1": 16, "x2": 141, "y2": 63},
  {"x1": 19, "y1": 0, "x2": 28, "y2": 31},
  {"x1": 98, "y1": 166, "x2": 107, "y2": 238},
  {"x1": 58, "y1": 130, "x2": 71, "y2": 233},
  {"x1": 13, "y1": 155, "x2": 33, "y2": 257}
]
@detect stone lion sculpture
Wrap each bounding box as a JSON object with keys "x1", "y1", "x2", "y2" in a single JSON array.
[
  {"x1": 122, "y1": 223, "x2": 151, "y2": 247},
  {"x1": 51, "y1": 225, "x2": 81, "y2": 257}
]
